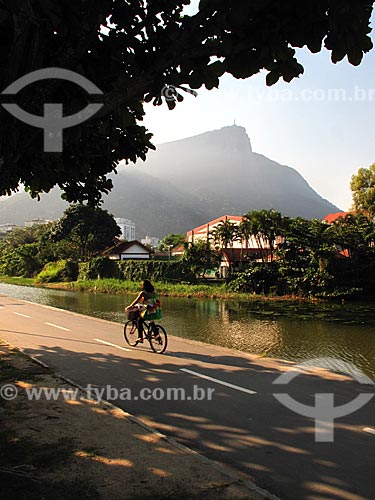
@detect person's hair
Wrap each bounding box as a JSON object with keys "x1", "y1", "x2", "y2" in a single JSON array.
[{"x1": 142, "y1": 279, "x2": 154, "y2": 293}]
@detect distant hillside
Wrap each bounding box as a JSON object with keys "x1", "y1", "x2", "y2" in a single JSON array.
[
  {"x1": 0, "y1": 125, "x2": 339, "y2": 237},
  {"x1": 0, "y1": 189, "x2": 68, "y2": 226},
  {"x1": 137, "y1": 125, "x2": 339, "y2": 219}
]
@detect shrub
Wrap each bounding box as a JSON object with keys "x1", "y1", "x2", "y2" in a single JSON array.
[
  {"x1": 0, "y1": 244, "x2": 43, "y2": 278},
  {"x1": 36, "y1": 260, "x2": 78, "y2": 283},
  {"x1": 78, "y1": 257, "x2": 120, "y2": 280},
  {"x1": 117, "y1": 260, "x2": 196, "y2": 283},
  {"x1": 227, "y1": 263, "x2": 279, "y2": 295},
  {"x1": 64, "y1": 260, "x2": 79, "y2": 281}
]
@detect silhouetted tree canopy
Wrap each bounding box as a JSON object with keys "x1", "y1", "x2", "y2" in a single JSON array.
[{"x1": 0, "y1": 0, "x2": 373, "y2": 203}]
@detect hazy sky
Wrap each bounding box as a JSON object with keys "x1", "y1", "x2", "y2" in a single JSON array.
[{"x1": 143, "y1": 3, "x2": 375, "y2": 211}]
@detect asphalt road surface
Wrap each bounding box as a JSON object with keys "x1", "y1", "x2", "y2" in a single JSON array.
[{"x1": 1, "y1": 294, "x2": 375, "y2": 500}]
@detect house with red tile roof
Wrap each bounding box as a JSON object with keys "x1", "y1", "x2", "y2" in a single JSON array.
[
  {"x1": 171, "y1": 244, "x2": 185, "y2": 256},
  {"x1": 322, "y1": 212, "x2": 355, "y2": 259},
  {"x1": 186, "y1": 215, "x2": 243, "y2": 244},
  {"x1": 322, "y1": 212, "x2": 349, "y2": 224},
  {"x1": 186, "y1": 215, "x2": 274, "y2": 277}
]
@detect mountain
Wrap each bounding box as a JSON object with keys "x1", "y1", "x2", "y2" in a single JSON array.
[
  {"x1": 0, "y1": 125, "x2": 339, "y2": 237},
  {"x1": 138, "y1": 125, "x2": 339, "y2": 218}
]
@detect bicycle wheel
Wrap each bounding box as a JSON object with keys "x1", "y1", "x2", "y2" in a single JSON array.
[
  {"x1": 124, "y1": 320, "x2": 139, "y2": 347},
  {"x1": 149, "y1": 324, "x2": 168, "y2": 354}
]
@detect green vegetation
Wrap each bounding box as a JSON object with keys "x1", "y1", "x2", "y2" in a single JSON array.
[
  {"x1": 0, "y1": 206, "x2": 119, "y2": 279},
  {"x1": 182, "y1": 240, "x2": 221, "y2": 279},
  {"x1": 158, "y1": 233, "x2": 186, "y2": 252},
  {"x1": 226, "y1": 209, "x2": 375, "y2": 298},
  {"x1": 68, "y1": 279, "x2": 230, "y2": 299},
  {"x1": 2, "y1": 207, "x2": 375, "y2": 300},
  {"x1": 36, "y1": 260, "x2": 79, "y2": 283},
  {"x1": 351, "y1": 163, "x2": 375, "y2": 218},
  {"x1": 0, "y1": 274, "x2": 284, "y2": 302},
  {"x1": 78, "y1": 257, "x2": 121, "y2": 280},
  {"x1": 2, "y1": 172, "x2": 375, "y2": 300},
  {"x1": 0, "y1": 225, "x2": 49, "y2": 277},
  {"x1": 49, "y1": 205, "x2": 121, "y2": 259},
  {"x1": 117, "y1": 259, "x2": 196, "y2": 283},
  {"x1": 0, "y1": 276, "x2": 35, "y2": 287}
]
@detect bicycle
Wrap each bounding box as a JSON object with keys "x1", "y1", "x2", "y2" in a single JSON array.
[{"x1": 124, "y1": 314, "x2": 167, "y2": 354}]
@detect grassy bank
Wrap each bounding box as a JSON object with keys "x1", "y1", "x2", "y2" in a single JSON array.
[
  {"x1": 0, "y1": 275, "x2": 307, "y2": 302},
  {"x1": 0, "y1": 276, "x2": 36, "y2": 287},
  {"x1": 69, "y1": 279, "x2": 231, "y2": 298}
]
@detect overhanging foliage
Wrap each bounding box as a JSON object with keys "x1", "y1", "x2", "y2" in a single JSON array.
[{"x1": 0, "y1": 0, "x2": 373, "y2": 203}]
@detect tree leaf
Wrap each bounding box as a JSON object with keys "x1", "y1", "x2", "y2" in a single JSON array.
[{"x1": 266, "y1": 71, "x2": 280, "y2": 86}]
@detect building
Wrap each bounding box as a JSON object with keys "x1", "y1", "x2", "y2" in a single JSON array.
[
  {"x1": 114, "y1": 218, "x2": 135, "y2": 241},
  {"x1": 186, "y1": 215, "x2": 275, "y2": 278},
  {"x1": 171, "y1": 244, "x2": 185, "y2": 257},
  {"x1": 0, "y1": 223, "x2": 18, "y2": 239},
  {"x1": 141, "y1": 235, "x2": 160, "y2": 249},
  {"x1": 24, "y1": 219, "x2": 52, "y2": 227},
  {"x1": 186, "y1": 214, "x2": 273, "y2": 251},
  {"x1": 186, "y1": 215, "x2": 243, "y2": 246},
  {"x1": 322, "y1": 212, "x2": 356, "y2": 259},
  {"x1": 322, "y1": 212, "x2": 349, "y2": 224},
  {"x1": 102, "y1": 240, "x2": 150, "y2": 260}
]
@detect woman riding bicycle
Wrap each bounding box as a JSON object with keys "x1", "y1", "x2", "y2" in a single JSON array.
[{"x1": 125, "y1": 279, "x2": 161, "y2": 344}]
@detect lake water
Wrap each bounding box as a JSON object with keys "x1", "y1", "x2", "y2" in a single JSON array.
[{"x1": 1, "y1": 282, "x2": 375, "y2": 377}]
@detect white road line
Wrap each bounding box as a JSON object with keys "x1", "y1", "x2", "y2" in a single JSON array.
[
  {"x1": 13, "y1": 312, "x2": 31, "y2": 318},
  {"x1": 363, "y1": 427, "x2": 375, "y2": 435},
  {"x1": 45, "y1": 322, "x2": 71, "y2": 331},
  {"x1": 94, "y1": 338, "x2": 131, "y2": 352},
  {"x1": 181, "y1": 368, "x2": 257, "y2": 395}
]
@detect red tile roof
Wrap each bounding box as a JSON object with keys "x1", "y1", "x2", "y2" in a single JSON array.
[
  {"x1": 322, "y1": 212, "x2": 349, "y2": 224},
  {"x1": 186, "y1": 215, "x2": 242, "y2": 236},
  {"x1": 171, "y1": 244, "x2": 185, "y2": 254}
]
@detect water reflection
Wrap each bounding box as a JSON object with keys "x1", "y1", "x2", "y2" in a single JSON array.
[{"x1": 1, "y1": 283, "x2": 375, "y2": 377}]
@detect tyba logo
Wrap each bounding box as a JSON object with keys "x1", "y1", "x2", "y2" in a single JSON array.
[
  {"x1": 273, "y1": 357, "x2": 374, "y2": 442},
  {"x1": 1, "y1": 67, "x2": 103, "y2": 152}
]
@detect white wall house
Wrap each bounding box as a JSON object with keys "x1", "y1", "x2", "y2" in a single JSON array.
[
  {"x1": 186, "y1": 215, "x2": 277, "y2": 278},
  {"x1": 24, "y1": 219, "x2": 52, "y2": 227},
  {"x1": 186, "y1": 215, "x2": 243, "y2": 247},
  {"x1": 103, "y1": 240, "x2": 150, "y2": 260},
  {"x1": 114, "y1": 218, "x2": 135, "y2": 241},
  {"x1": 186, "y1": 215, "x2": 275, "y2": 250}
]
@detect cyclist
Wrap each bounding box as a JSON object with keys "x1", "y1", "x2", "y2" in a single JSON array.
[{"x1": 125, "y1": 279, "x2": 161, "y2": 344}]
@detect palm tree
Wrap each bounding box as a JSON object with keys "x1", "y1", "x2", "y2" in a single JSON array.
[
  {"x1": 209, "y1": 218, "x2": 237, "y2": 250},
  {"x1": 284, "y1": 217, "x2": 335, "y2": 271},
  {"x1": 241, "y1": 209, "x2": 283, "y2": 263},
  {"x1": 329, "y1": 213, "x2": 375, "y2": 261}
]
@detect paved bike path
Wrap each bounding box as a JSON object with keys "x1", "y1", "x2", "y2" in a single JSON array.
[{"x1": 1, "y1": 294, "x2": 375, "y2": 500}]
